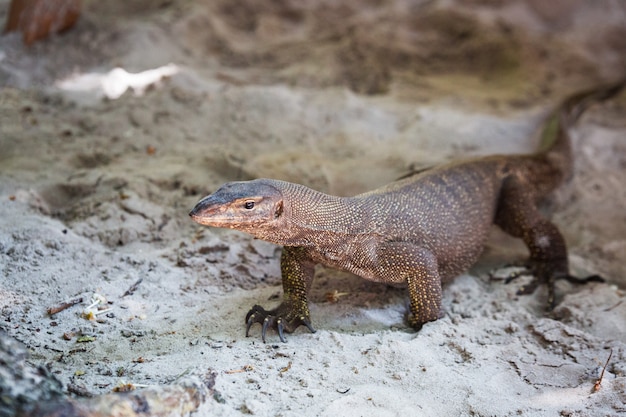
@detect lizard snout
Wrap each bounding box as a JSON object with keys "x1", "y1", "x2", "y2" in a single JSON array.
[{"x1": 189, "y1": 195, "x2": 219, "y2": 220}]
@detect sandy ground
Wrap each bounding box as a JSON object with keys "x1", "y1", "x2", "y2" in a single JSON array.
[{"x1": 1, "y1": 0, "x2": 626, "y2": 416}]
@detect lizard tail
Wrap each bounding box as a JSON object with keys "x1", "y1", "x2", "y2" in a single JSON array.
[{"x1": 537, "y1": 78, "x2": 626, "y2": 186}]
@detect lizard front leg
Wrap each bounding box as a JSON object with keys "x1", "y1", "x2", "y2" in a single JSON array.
[
  {"x1": 377, "y1": 243, "x2": 443, "y2": 328},
  {"x1": 245, "y1": 246, "x2": 316, "y2": 343}
]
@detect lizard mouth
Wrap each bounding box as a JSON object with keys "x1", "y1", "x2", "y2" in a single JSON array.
[
  {"x1": 189, "y1": 211, "x2": 221, "y2": 226},
  {"x1": 189, "y1": 210, "x2": 235, "y2": 228},
  {"x1": 189, "y1": 196, "x2": 228, "y2": 226}
]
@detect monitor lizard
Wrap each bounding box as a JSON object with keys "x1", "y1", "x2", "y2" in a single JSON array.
[{"x1": 190, "y1": 80, "x2": 624, "y2": 343}]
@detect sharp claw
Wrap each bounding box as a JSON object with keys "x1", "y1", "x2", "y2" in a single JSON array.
[
  {"x1": 302, "y1": 318, "x2": 316, "y2": 334},
  {"x1": 245, "y1": 309, "x2": 254, "y2": 323},
  {"x1": 585, "y1": 275, "x2": 605, "y2": 283},
  {"x1": 245, "y1": 305, "x2": 265, "y2": 323},
  {"x1": 245, "y1": 314, "x2": 255, "y2": 337},
  {"x1": 261, "y1": 318, "x2": 270, "y2": 343},
  {"x1": 516, "y1": 279, "x2": 539, "y2": 296},
  {"x1": 504, "y1": 269, "x2": 528, "y2": 284},
  {"x1": 277, "y1": 319, "x2": 286, "y2": 343},
  {"x1": 564, "y1": 274, "x2": 605, "y2": 285}
]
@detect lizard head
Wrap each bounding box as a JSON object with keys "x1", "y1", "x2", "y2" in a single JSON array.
[{"x1": 189, "y1": 179, "x2": 285, "y2": 235}]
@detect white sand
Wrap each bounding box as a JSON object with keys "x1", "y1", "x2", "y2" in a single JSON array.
[{"x1": 1, "y1": 1, "x2": 625, "y2": 416}]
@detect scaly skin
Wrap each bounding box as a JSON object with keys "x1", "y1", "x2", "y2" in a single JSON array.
[{"x1": 190, "y1": 81, "x2": 624, "y2": 342}]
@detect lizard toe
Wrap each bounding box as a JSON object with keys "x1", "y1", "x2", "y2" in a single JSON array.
[
  {"x1": 488, "y1": 261, "x2": 528, "y2": 282},
  {"x1": 407, "y1": 315, "x2": 424, "y2": 331},
  {"x1": 515, "y1": 277, "x2": 540, "y2": 296},
  {"x1": 245, "y1": 305, "x2": 268, "y2": 337}
]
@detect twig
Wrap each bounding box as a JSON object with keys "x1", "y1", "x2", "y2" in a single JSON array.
[
  {"x1": 593, "y1": 349, "x2": 613, "y2": 392},
  {"x1": 47, "y1": 297, "x2": 83, "y2": 315},
  {"x1": 279, "y1": 361, "x2": 292, "y2": 374},
  {"x1": 122, "y1": 278, "x2": 143, "y2": 297},
  {"x1": 225, "y1": 365, "x2": 254, "y2": 374},
  {"x1": 603, "y1": 300, "x2": 623, "y2": 312}
]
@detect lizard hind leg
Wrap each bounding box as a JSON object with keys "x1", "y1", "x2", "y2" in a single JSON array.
[{"x1": 494, "y1": 178, "x2": 602, "y2": 309}]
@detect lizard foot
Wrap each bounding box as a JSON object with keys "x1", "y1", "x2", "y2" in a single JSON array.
[
  {"x1": 404, "y1": 300, "x2": 443, "y2": 331},
  {"x1": 487, "y1": 261, "x2": 527, "y2": 281},
  {"x1": 406, "y1": 314, "x2": 438, "y2": 331},
  {"x1": 497, "y1": 261, "x2": 604, "y2": 310},
  {"x1": 245, "y1": 304, "x2": 316, "y2": 343}
]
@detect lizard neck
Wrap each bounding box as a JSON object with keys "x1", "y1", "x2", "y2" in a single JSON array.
[{"x1": 255, "y1": 180, "x2": 370, "y2": 247}]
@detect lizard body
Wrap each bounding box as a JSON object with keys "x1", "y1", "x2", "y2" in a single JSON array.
[{"x1": 190, "y1": 81, "x2": 624, "y2": 342}]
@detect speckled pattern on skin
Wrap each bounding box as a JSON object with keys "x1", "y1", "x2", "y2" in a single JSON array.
[{"x1": 190, "y1": 81, "x2": 625, "y2": 342}]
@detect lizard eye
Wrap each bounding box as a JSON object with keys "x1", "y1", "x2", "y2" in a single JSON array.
[{"x1": 244, "y1": 201, "x2": 255, "y2": 210}]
